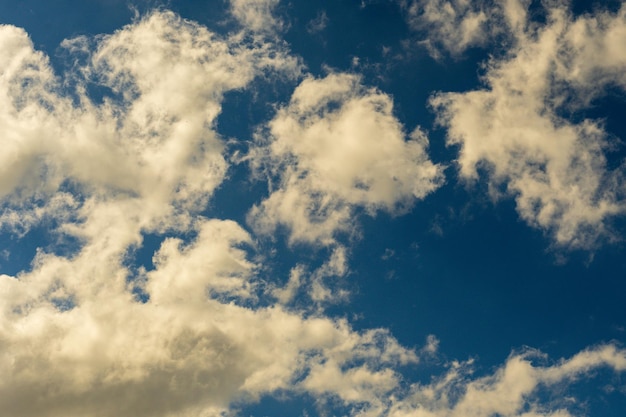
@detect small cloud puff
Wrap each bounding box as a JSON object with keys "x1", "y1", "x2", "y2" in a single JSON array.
[{"x1": 229, "y1": 0, "x2": 283, "y2": 33}]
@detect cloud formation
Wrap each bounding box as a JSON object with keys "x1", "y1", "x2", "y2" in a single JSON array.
[
  {"x1": 431, "y1": 2, "x2": 626, "y2": 247},
  {"x1": 389, "y1": 344, "x2": 626, "y2": 417},
  {"x1": 400, "y1": 0, "x2": 490, "y2": 57},
  {"x1": 400, "y1": 0, "x2": 531, "y2": 58},
  {"x1": 248, "y1": 73, "x2": 444, "y2": 246},
  {"x1": 0, "y1": 2, "x2": 625, "y2": 417},
  {"x1": 0, "y1": 10, "x2": 299, "y2": 239},
  {"x1": 229, "y1": 0, "x2": 283, "y2": 33},
  {"x1": 0, "y1": 10, "x2": 420, "y2": 417}
]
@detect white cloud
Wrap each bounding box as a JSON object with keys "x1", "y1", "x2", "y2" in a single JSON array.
[
  {"x1": 389, "y1": 344, "x2": 626, "y2": 417},
  {"x1": 272, "y1": 245, "x2": 350, "y2": 307},
  {"x1": 399, "y1": 0, "x2": 534, "y2": 57},
  {"x1": 229, "y1": 0, "x2": 283, "y2": 33},
  {"x1": 0, "y1": 11, "x2": 418, "y2": 417},
  {"x1": 308, "y1": 244, "x2": 349, "y2": 303},
  {"x1": 0, "y1": 10, "x2": 300, "y2": 241},
  {"x1": 430, "y1": 3, "x2": 626, "y2": 248},
  {"x1": 248, "y1": 73, "x2": 444, "y2": 246},
  {"x1": 0, "y1": 224, "x2": 419, "y2": 416},
  {"x1": 1, "y1": 5, "x2": 626, "y2": 417},
  {"x1": 146, "y1": 219, "x2": 256, "y2": 303},
  {"x1": 0, "y1": 192, "x2": 79, "y2": 237},
  {"x1": 272, "y1": 263, "x2": 305, "y2": 304},
  {"x1": 400, "y1": 0, "x2": 489, "y2": 57},
  {"x1": 0, "y1": 11, "x2": 417, "y2": 417}
]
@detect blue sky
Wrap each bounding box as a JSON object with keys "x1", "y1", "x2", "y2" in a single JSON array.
[{"x1": 0, "y1": 1, "x2": 626, "y2": 416}]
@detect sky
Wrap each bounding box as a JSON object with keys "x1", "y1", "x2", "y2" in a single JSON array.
[{"x1": 0, "y1": 0, "x2": 626, "y2": 416}]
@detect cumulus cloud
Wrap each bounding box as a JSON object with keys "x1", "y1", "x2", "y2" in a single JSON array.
[
  {"x1": 431, "y1": 2, "x2": 626, "y2": 248},
  {"x1": 248, "y1": 72, "x2": 444, "y2": 246},
  {"x1": 0, "y1": 11, "x2": 419, "y2": 417},
  {"x1": 0, "y1": 10, "x2": 299, "y2": 240},
  {"x1": 0, "y1": 238, "x2": 418, "y2": 417}
]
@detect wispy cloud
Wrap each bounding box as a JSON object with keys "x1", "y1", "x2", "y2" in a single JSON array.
[
  {"x1": 389, "y1": 344, "x2": 626, "y2": 417},
  {"x1": 307, "y1": 10, "x2": 329, "y2": 34}
]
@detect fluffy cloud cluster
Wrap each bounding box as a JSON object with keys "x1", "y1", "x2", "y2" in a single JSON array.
[
  {"x1": 248, "y1": 73, "x2": 444, "y2": 246},
  {"x1": 1, "y1": 2, "x2": 625, "y2": 417},
  {"x1": 0, "y1": 10, "x2": 416, "y2": 417},
  {"x1": 431, "y1": 2, "x2": 626, "y2": 247},
  {"x1": 1, "y1": 219, "x2": 417, "y2": 417},
  {"x1": 0, "y1": 10, "x2": 299, "y2": 239}
]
